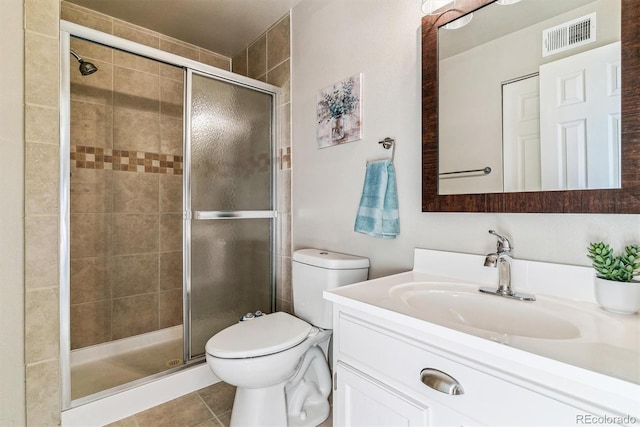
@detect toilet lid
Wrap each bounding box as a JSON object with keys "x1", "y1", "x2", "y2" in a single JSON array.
[{"x1": 205, "y1": 312, "x2": 314, "y2": 359}]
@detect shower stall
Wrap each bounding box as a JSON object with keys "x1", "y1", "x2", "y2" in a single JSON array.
[{"x1": 60, "y1": 22, "x2": 278, "y2": 408}]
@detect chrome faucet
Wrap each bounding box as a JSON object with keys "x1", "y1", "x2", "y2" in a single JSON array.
[{"x1": 479, "y1": 230, "x2": 535, "y2": 301}]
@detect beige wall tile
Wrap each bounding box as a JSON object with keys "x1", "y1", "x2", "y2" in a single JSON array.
[
  {"x1": 160, "y1": 251, "x2": 183, "y2": 290},
  {"x1": 113, "y1": 171, "x2": 159, "y2": 213},
  {"x1": 161, "y1": 78, "x2": 184, "y2": 118},
  {"x1": 267, "y1": 15, "x2": 290, "y2": 69},
  {"x1": 114, "y1": 66, "x2": 160, "y2": 112},
  {"x1": 113, "y1": 20, "x2": 160, "y2": 49},
  {"x1": 61, "y1": 1, "x2": 113, "y2": 34},
  {"x1": 25, "y1": 215, "x2": 58, "y2": 289},
  {"x1": 277, "y1": 169, "x2": 291, "y2": 213},
  {"x1": 276, "y1": 255, "x2": 292, "y2": 304},
  {"x1": 279, "y1": 103, "x2": 291, "y2": 150},
  {"x1": 71, "y1": 37, "x2": 113, "y2": 63},
  {"x1": 136, "y1": 393, "x2": 212, "y2": 427},
  {"x1": 71, "y1": 300, "x2": 111, "y2": 348},
  {"x1": 111, "y1": 213, "x2": 159, "y2": 255},
  {"x1": 199, "y1": 50, "x2": 231, "y2": 71},
  {"x1": 278, "y1": 213, "x2": 291, "y2": 257},
  {"x1": 25, "y1": 104, "x2": 58, "y2": 144},
  {"x1": 159, "y1": 289, "x2": 183, "y2": 328},
  {"x1": 25, "y1": 142, "x2": 59, "y2": 215},
  {"x1": 25, "y1": 288, "x2": 59, "y2": 363},
  {"x1": 70, "y1": 213, "x2": 108, "y2": 258},
  {"x1": 160, "y1": 116, "x2": 183, "y2": 156},
  {"x1": 114, "y1": 50, "x2": 160, "y2": 75},
  {"x1": 25, "y1": 0, "x2": 59, "y2": 37},
  {"x1": 159, "y1": 37, "x2": 199, "y2": 61},
  {"x1": 70, "y1": 257, "x2": 109, "y2": 304},
  {"x1": 26, "y1": 360, "x2": 60, "y2": 426},
  {"x1": 25, "y1": 31, "x2": 59, "y2": 107},
  {"x1": 112, "y1": 293, "x2": 159, "y2": 339},
  {"x1": 160, "y1": 214, "x2": 182, "y2": 252},
  {"x1": 71, "y1": 100, "x2": 113, "y2": 148},
  {"x1": 247, "y1": 35, "x2": 267, "y2": 79},
  {"x1": 110, "y1": 253, "x2": 159, "y2": 298},
  {"x1": 70, "y1": 59, "x2": 114, "y2": 106},
  {"x1": 159, "y1": 174, "x2": 182, "y2": 213},
  {"x1": 113, "y1": 107, "x2": 160, "y2": 152},
  {"x1": 71, "y1": 168, "x2": 113, "y2": 214},
  {"x1": 232, "y1": 50, "x2": 248, "y2": 77},
  {"x1": 160, "y1": 63, "x2": 184, "y2": 81},
  {"x1": 267, "y1": 59, "x2": 290, "y2": 104}
]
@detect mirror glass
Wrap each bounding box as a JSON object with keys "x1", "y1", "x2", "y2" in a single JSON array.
[{"x1": 437, "y1": 0, "x2": 621, "y2": 195}]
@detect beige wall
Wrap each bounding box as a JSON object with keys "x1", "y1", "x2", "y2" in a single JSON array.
[
  {"x1": 291, "y1": 0, "x2": 639, "y2": 278},
  {"x1": 0, "y1": 0, "x2": 26, "y2": 424},
  {"x1": 232, "y1": 14, "x2": 293, "y2": 313}
]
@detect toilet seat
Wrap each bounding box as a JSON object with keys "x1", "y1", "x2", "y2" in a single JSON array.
[{"x1": 206, "y1": 312, "x2": 316, "y2": 359}]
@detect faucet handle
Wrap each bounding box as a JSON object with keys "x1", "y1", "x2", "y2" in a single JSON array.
[{"x1": 488, "y1": 230, "x2": 512, "y2": 252}]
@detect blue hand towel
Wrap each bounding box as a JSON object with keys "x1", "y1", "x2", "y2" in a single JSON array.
[{"x1": 354, "y1": 159, "x2": 399, "y2": 239}]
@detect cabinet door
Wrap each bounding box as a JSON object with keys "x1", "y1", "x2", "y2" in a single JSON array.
[{"x1": 335, "y1": 363, "x2": 429, "y2": 426}]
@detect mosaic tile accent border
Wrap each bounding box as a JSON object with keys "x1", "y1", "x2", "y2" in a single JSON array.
[{"x1": 71, "y1": 145, "x2": 183, "y2": 175}]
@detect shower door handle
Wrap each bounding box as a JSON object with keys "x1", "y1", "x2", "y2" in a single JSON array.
[{"x1": 192, "y1": 211, "x2": 277, "y2": 220}]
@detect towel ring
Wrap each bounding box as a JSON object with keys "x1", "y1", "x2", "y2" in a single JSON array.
[{"x1": 378, "y1": 137, "x2": 395, "y2": 162}]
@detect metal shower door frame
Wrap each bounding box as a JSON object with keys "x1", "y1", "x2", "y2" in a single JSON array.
[
  {"x1": 183, "y1": 69, "x2": 278, "y2": 362},
  {"x1": 59, "y1": 21, "x2": 280, "y2": 410}
]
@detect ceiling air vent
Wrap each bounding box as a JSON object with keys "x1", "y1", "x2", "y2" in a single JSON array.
[{"x1": 542, "y1": 13, "x2": 596, "y2": 57}]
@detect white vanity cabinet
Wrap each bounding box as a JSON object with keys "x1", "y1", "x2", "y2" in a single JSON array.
[{"x1": 331, "y1": 307, "x2": 602, "y2": 426}]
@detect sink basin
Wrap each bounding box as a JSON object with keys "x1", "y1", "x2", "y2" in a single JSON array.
[{"x1": 389, "y1": 283, "x2": 581, "y2": 340}]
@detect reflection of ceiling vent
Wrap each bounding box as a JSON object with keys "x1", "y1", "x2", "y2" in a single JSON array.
[{"x1": 542, "y1": 13, "x2": 596, "y2": 57}]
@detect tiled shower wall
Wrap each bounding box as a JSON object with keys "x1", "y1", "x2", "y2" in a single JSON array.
[
  {"x1": 231, "y1": 14, "x2": 293, "y2": 314},
  {"x1": 62, "y1": 2, "x2": 233, "y2": 349},
  {"x1": 68, "y1": 37, "x2": 186, "y2": 349}
]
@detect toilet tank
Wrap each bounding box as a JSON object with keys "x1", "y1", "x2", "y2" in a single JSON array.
[{"x1": 292, "y1": 249, "x2": 369, "y2": 329}]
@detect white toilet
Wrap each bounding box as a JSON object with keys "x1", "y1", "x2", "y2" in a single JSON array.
[{"x1": 205, "y1": 249, "x2": 369, "y2": 427}]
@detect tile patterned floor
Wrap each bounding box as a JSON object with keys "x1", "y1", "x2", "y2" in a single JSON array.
[
  {"x1": 105, "y1": 381, "x2": 334, "y2": 427},
  {"x1": 106, "y1": 382, "x2": 235, "y2": 427}
]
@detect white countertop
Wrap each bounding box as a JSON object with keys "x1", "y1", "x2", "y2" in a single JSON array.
[{"x1": 324, "y1": 249, "x2": 640, "y2": 418}]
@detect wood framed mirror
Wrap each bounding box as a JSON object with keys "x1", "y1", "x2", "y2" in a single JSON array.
[{"x1": 422, "y1": 0, "x2": 639, "y2": 213}]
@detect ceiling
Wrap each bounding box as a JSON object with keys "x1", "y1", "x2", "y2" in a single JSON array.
[{"x1": 66, "y1": 0, "x2": 303, "y2": 57}]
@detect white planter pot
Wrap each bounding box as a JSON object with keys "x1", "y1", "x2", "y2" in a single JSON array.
[{"x1": 594, "y1": 277, "x2": 640, "y2": 315}]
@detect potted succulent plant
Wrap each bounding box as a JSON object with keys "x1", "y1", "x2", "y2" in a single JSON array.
[{"x1": 587, "y1": 242, "x2": 640, "y2": 314}]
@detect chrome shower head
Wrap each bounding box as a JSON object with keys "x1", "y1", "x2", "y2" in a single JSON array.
[{"x1": 70, "y1": 50, "x2": 98, "y2": 76}]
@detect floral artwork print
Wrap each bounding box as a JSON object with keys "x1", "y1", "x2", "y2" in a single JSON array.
[{"x1": 316, "y1": 73, "x2": 363, "y2": 148}]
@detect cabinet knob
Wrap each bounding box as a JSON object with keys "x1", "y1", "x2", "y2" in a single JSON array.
[{"x1": 420, "y1": 368, "x2": 465, "y2": 395}]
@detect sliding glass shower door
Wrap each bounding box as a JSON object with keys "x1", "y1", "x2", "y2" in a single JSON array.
[{"x1": 186, "y1": 71, "x2": 276, "y2": 359}]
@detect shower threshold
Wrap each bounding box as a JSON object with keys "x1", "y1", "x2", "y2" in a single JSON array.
[{"x1": 71, "y1": 326, "x2": 183, "y2": 400}]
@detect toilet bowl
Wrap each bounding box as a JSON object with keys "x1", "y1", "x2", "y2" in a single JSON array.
[
  {"x1": 205, "y1": 249, "x2": 369, "y2": 427},
  {"x1": 206, "y1": 312, "x2": 332, "y2": 426}
]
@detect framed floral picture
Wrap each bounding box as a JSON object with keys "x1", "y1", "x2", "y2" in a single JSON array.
[{"x1": 316, "y1": 73, "x2": 363, "y2": 148}]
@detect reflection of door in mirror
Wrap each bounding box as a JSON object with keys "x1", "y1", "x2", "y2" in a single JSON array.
[
  {"x1": 437, "y1": 0, "x2": 621, "y2": 196},
  {"x1": 503, "y1": 75, "x2": 541, "y2": 192},
  {"x1": 539, "y1": 41, "x2": 621, "y2": 191}
]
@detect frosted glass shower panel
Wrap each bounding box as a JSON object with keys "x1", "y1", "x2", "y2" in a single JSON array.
[
  {"x1": 190, "y1": 219, "x2": 272, "y2": 356},
  {"x1": 191, "y1": 74, "x2": 273, "y2": 211}
]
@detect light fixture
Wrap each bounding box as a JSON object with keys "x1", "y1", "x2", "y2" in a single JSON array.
[
  {"x1": 421, "y1": 0, "x2": 456, "y2": 15},
  {"x1": 443, "y1": 13, "x2": 473, "y2": 30},
  {"x1": 495, "y1": 0, "x2": 522, "y2": 5}
]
